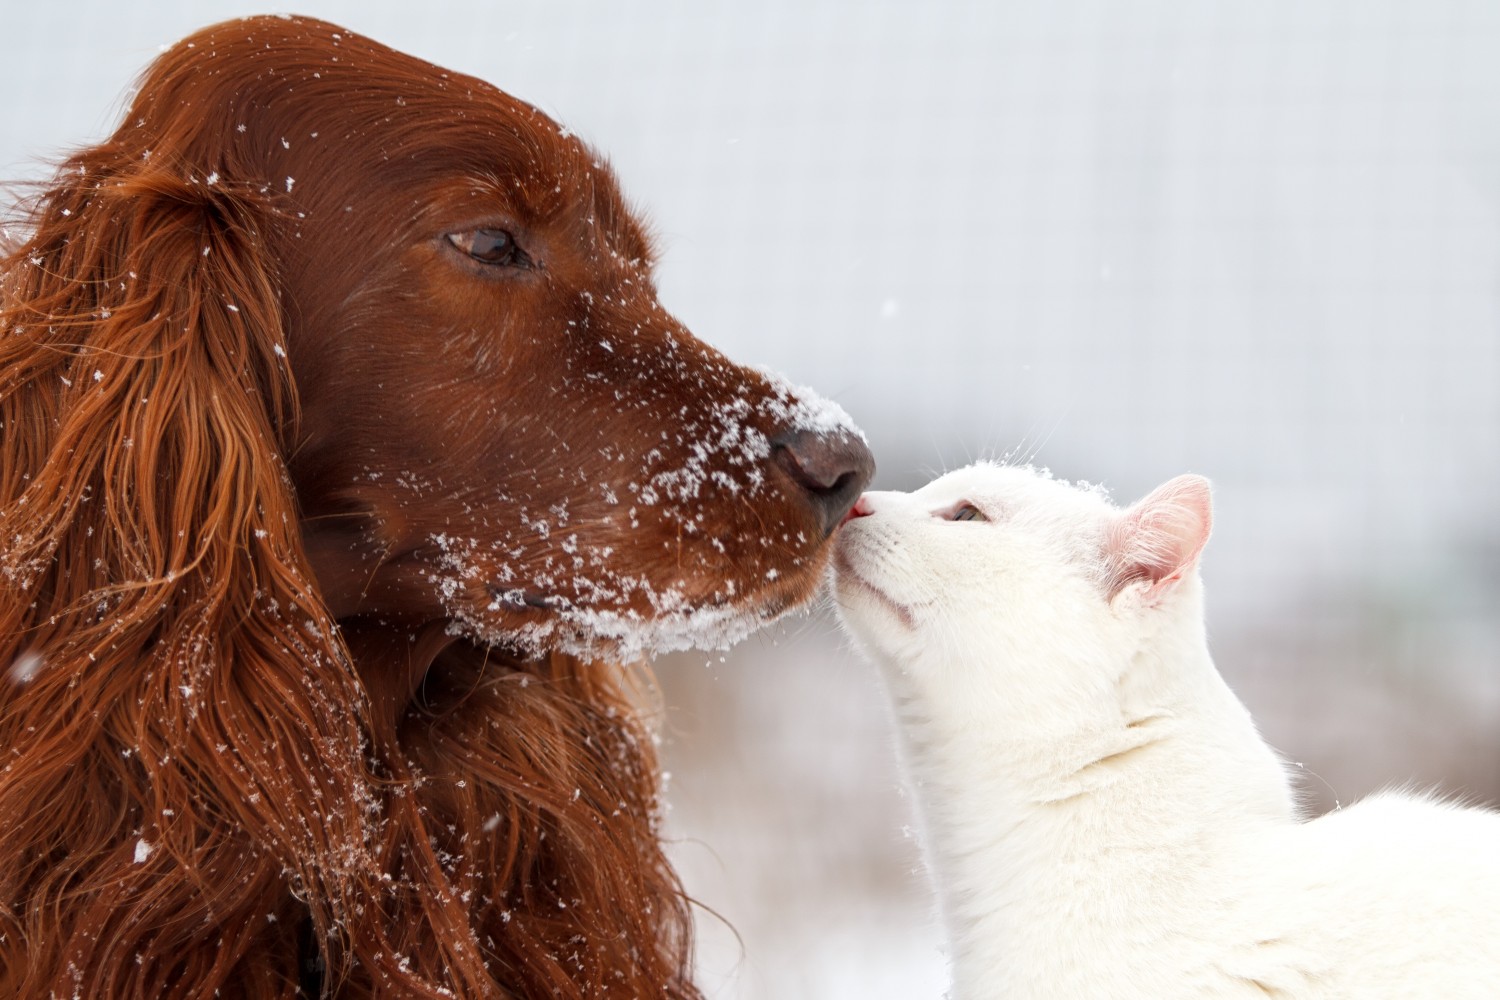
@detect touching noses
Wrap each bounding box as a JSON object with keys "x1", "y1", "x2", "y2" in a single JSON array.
[
  {"x1": 771, "y1": 428, "x2": 876, "y2": 537},
  {"x1": 840, "y1": 494, "x2": 875, "y2": 526}
]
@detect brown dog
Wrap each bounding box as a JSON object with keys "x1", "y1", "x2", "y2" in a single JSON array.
[{"x1": 0, "y1": 15, "x2": 871, "y2": 998}]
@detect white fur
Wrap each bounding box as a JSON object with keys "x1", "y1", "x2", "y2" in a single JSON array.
[{"x1": 833, "y1": 462, "x2": 1500, "y2": 999}]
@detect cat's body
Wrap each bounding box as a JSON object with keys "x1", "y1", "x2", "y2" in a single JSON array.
[{"x1": 832, "y1": 464, "x2": 1500, "y2": 999}]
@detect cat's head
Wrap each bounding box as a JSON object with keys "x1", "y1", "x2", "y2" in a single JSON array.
[{"x1": 832, "y1": 463, "x2": 1212, "y2": 705}]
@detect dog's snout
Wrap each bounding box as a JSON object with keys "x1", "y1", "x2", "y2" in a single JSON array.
[{"x1": 771, "y1": 428, "x2": 876, "y2": 537}]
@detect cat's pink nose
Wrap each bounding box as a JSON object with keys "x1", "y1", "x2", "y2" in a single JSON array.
[{"x1": 839, "y1": 495, "x2": 875, "y2": 527}]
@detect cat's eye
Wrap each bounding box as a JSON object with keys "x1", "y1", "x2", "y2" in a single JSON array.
[
  {"x1": 950, "y1": 504, "x2": 987, "y2": 522},
  {"x1": 447, "y1": 227, "x2": 530, "y2": 268}
]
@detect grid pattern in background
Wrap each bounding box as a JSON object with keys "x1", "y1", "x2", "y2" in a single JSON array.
[{"x1": 3, "y1": 3, "x2": 1499, "y2": 997}]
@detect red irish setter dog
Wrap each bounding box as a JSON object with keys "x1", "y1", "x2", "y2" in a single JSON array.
[{"x1": 0, "y1": 16, "x2": 871, "y2": 998}]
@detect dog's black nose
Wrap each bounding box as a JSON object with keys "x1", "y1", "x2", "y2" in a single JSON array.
[{"x1": 772, "y1": 428, "x2": 876, "y2": 537}]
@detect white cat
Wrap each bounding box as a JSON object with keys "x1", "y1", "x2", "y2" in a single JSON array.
[{"x1": 832, "y1": 463, "x2": 1500, "y2": 1000}]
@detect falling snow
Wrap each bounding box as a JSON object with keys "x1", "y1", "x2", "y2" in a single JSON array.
[{"x1": 6, "y1": 650, "x2": 43, "y2": 685}]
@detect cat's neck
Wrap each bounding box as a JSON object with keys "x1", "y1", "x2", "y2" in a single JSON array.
[{"x1": 883, "y1": 590, "x2": 1294, "y2": 993}]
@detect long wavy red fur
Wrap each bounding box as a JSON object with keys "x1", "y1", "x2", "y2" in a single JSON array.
[{"x1": 0, "y1": 15, "x2": 871, "y2": 999}]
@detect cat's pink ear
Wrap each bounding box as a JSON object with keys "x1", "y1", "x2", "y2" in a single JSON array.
[{"x1": 1103, "y1": 475, "x2": 1213, "y2": 603}]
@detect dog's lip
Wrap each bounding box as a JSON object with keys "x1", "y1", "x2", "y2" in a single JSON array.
[
  {"x1": 482, "y1": 578, "x2": 798, "y2": 619},
  {"x1": 485, "y1": 585, "x2": 555, "y2": 610}
]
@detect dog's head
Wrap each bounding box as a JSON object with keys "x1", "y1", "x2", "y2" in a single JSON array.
[
  {"x1": 103, "y1": 15, "x2": 872, "y2": 660},
  {"x1": 0, "y1": 17, "x2": 874, "y2": 994}
]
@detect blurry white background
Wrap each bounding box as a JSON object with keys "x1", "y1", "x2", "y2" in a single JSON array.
[{"x1": 4, "y1": 3, "x2": 1498, "y2": 997}]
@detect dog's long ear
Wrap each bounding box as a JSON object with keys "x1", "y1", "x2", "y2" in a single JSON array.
[
  {"x1": 1102, "y1": 474, "x2": 1213, "y2": 605},
  {"x1": 0, "y1": 162, "x2": 389, "y2": 993}
]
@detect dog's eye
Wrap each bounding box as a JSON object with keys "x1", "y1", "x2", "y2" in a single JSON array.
[
  {"x1": 448, "y1": 228, "x2": 528, "y2": 267},
  {"x1": 950, "y1": 504, "x2": 987, "y2": 522}
]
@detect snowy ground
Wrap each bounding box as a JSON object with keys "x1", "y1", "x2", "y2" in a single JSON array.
[{"x1": 657, "y1": 623, "x2": 950, "y2": 999}]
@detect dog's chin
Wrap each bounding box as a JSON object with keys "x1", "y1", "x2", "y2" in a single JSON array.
[{"x1": 444, "y1": 559, "x2": 828, "y2": 662}]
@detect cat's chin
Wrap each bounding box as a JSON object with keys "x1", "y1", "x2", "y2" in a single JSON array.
[{"x1": 831, "y1": 547, "x2": 918, "y2": 634}]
